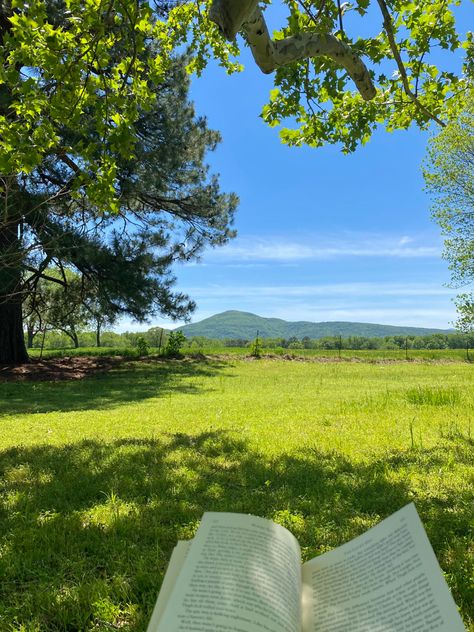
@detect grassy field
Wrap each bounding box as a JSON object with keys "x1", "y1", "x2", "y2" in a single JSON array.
[
  {"x1": 183, "y1": 346, "x2": 472, "y2": 361},
  {"x1": 29, "y1": 344, "x2": 473, "y2": 362},
  {"x1": 0, "y1": 357, "x2": 473, "y2": 630}
]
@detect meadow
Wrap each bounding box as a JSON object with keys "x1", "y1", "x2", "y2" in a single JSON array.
[
  {"x1": 28, "y1": 344, "x2": 473, "y2": 362},
  {"x1": 0, "y1": 355, "x2": 473, "y2": 630}
]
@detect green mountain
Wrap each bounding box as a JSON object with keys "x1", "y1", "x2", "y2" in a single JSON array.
[{"x1": 176, "y1": 310, "x2": 453, "y2": 339}]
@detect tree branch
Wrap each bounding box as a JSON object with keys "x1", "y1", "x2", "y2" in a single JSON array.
[
  {"x1": 375, "y1": 0, "x2": 446, "y2": 126},
  {"x1": 56, "y1": 149, "x2": 82, "y2": 175},
  {"x1": 24, "y1": 266, "x2": 68, "y2": 287},
  {"x1": 209, "y1": 1, "x2": 376, "y2": 101}
]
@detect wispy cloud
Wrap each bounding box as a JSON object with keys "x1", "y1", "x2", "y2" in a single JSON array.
[
  {"x1": 201, "y1": 234, "x2": 441, "y2": 263},
  {"x1": 267, "y1": 307, "x2": 456, "y2": 328},
  {"x1": 183, "y1": 282, "x2": 454, "y2": 299}
]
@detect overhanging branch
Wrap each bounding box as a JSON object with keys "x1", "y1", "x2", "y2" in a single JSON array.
[{"x1": 209, "y1": 0, "x2": 376, "y2": 101}]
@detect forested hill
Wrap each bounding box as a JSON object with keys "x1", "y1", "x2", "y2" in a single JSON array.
[{"x1": 176, "y1": 311, "x2": 453, "y2": 340}]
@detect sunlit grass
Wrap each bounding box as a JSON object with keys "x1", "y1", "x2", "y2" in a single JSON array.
[
  {"x1": 406, "y1": 385, "x2": 461, "y2": 406},
  {"x1": 28, "y1": 345, "x2": 473, "y2": 362},
  {"x1": 0, "y1": 358, "x2": 472, "y2": 630}
]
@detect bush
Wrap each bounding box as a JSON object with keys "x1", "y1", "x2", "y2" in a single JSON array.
[
  {"x1": 164, "y1": 331, "x2": 186, "y2": 357},
  {"x1": 135, "y1": 336, "x2": 149, "y2": 356},
  {"x1": 250, "y1": 335, "x2": 262, "y2": 358}
]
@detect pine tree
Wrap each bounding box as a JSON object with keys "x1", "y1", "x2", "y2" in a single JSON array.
[{"x1": 0, "y1": 53, "x2": 237, "y2": 363}]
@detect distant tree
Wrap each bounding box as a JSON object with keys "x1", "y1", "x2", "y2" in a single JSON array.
[
  {"x1": 146, "y1": 327, "x2": 166, "y2": 349},
  {"x1": 81, "y1": 281, "x2": 118, "y2": 348},
  {"x1": 287, "y1": 337, "x2": 302, "y2": 349},
  {"x1": 424, "y1": 94, "x2": 474, "y2": 319},
  {"x1": 41, "y1": 271, "x2": 89, "y2": 348},
  {"x1": 454, "y1": 294, "x2": 474, "y2": 335},
  {"x1": 23, "y1": 278, "x2": 48, "y2": 349}
]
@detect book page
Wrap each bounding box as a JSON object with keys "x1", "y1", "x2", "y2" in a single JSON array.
[
  {"x1": 147, "y1": 541, "x2": 192, "y2": 631},
  {"x1": 155, "y1": 512, "x2": 302, "y2": 632},
  {"x1": 301, "y1": 503, "x2": 465, "y2": 632}
]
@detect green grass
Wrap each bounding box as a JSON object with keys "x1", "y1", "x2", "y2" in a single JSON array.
[
  {"x1": 0, "y1": 358, "x2": 473, "y2": 630},
  {"x1": 406, "y1": 386, "x2": 461, "y2": 406},
  {"x1": 29, "y1": 345, "x2": 474, "y2": 362}
]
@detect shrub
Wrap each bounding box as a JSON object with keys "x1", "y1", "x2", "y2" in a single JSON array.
[
  {"x1": 164, "y1": 331, "x2": 186, "y2": 357},
  {"x1": 250, "y1": 335, "x2": 262, "y2": 358},
  {"x1": 135, "y1": 336, "x2": 149, "y2": 356}
]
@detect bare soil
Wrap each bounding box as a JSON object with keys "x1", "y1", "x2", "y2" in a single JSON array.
[
  {"x1": 0, "y1": 356, "x2": 126, "y2": 382},
  {"x1": 0, "y1": 352, "x2": 460, "y2": 382}
]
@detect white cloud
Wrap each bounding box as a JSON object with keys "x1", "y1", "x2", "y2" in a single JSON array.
[
  {"x1": 200, "y1": 233, "x2": 441, "y2": 263},
  {"x1": 181, "y1": 282, "x2": 454, "y2": 299}
]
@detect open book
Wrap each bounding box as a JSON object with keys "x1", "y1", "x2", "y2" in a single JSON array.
[{"x1": 147, "y1": 503, "x2": 465, "y2": 632}]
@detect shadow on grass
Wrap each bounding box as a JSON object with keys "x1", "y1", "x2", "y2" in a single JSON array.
[
  {"x1": 0, "y1": 432, "x2": 472, "y2": 630},
  {"x1": 0, "y1": 358, "x2": 231, "y2": 416}
]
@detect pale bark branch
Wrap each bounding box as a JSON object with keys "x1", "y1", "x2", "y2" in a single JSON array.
[
  {"x1": 243, "y1": 6, "x2": 375, "y2": 101},
  {"x1": 209, "y1": 0, "x2": 376, "y2": 101}
]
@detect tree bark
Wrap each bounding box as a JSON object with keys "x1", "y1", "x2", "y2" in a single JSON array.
[
  {"x1": 59, "y1": 326, "x2": 79, "y2": 348},
  {"x1": 0, "y1": 215, "x2": 29, "y2": 364},
  {"x1": 0, "y1": 10, "x2": 29, "y2": 365},
  {"x1": 26, "y1": 324, "x2": 36, "y2": 349},
  {"x1": 96, "y1": 320, "x2": 101, "y2": 347},
  {"x1": 243, "y1": 7, "x2": 376, "y2": 101},
  {"x1": 209, "y1": 0, "x2": 376, "y2": 101},
  {"x1": 0, "y1": 299, "x2": 29, "y2": 364}
]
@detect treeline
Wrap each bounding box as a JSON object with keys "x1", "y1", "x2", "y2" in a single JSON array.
[
  {"x1": 187, "y1": 333, "x2": 473, "y2": 350},
  {"x1": 26, "y1": 327, "x2": 170, "y2": 351},
  {"x1": 30, "y1": 329, "x2": 474, "y2": 351}
]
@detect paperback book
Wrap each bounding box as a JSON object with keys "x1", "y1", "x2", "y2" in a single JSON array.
[{"x1": 147, "y1": 503, "x2": 465, "y2": 632}]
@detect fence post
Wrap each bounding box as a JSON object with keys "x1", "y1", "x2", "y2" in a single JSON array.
[{"x1": 158, "y1": 328, "x2": 164, "y2": 354}]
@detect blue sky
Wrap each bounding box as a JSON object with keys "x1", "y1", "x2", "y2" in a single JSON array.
[{"x1": 122, "y1": 6, "x2": 470, "y2": 332}]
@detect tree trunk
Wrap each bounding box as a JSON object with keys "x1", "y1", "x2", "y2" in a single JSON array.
[
  {"x1": 26, "y1": 324, "x2": 36, "y2": 349},
  {"x1": 0, "y1": 300, "x2": 29, "y2": 364},
  {"x1": 0, "y1": 19, "x2": 28, "y2": 365},
  {"x1": 0, "y1": 213, "x2": 29, "y2": 365},
  {"x1": 96, "y1": 321, "x2": 101, "y2": 347}
]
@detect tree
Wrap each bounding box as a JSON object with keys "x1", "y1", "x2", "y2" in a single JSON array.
[
  {"x1": 23, "y1": 277, "x2": 48, "y2": 349},
  {"x1": 41, "y1": 273, "x2": 89, "y2": 348},
  {"x1": 23, "y1": 269, "x2": 89, "y2": 348},
  {"x1": 424, "y1": 93, "x2": 474, "y2": 324},
  {"x1": 0, "y1": 2, "x2": 237, "y2": 364},
  {"x1": 454, "y1": 294, "x2": 474, "y2": 335},
  {"x1": 80, "y1": 279, "x2": 119, "y2": 348}
]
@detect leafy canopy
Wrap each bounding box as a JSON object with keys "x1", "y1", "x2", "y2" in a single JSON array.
[
  {"x1": 1, "y1": 0, "x2": 472, "y2": 191},
  {"x1": 164, "y1": 0, "x2": 473, "y2": 151}
]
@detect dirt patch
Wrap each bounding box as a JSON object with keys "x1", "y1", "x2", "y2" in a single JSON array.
[
  {"x1": 0, "y1": 352, "x2": 463, "y2": 382},
  {"x1": 0, "y1": 356, "x2": 126, "y2": 382}
]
